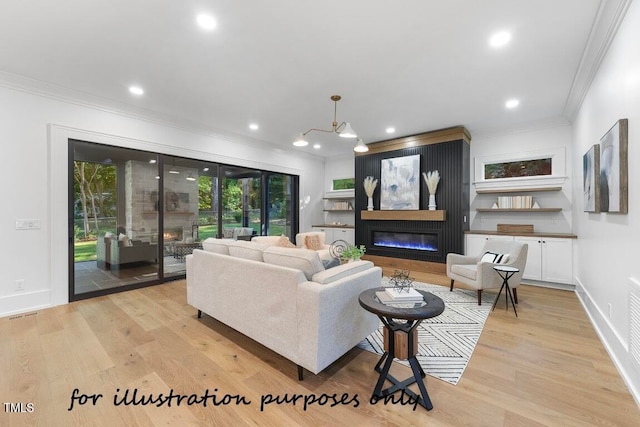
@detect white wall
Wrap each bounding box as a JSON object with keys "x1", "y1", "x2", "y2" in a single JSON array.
[
  {"x1": 572, "y1": 0, "x2": 640, "y2": 403},
  {"x1": 470, "y1": 122, "x2": 574, "y2": 233},
  {"x1": 0, "y1": 84, "x2": 325, "y2": 317},
  {"x1": 324, "y1": 155, "x2": 354, "y2": 192}
]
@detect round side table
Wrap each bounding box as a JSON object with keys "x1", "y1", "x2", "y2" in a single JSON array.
[
  {"x1": 492, "y1": 265, "x2": 519, "y2": 317},
  {"x1": 358, "y1": 288, "x2": 444, "y2": 410}
]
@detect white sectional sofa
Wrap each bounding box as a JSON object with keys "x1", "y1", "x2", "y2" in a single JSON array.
[{"x1": 186, "y1": 238, "x2": 382, "y2": 379}]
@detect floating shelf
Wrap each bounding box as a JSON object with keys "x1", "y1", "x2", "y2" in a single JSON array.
[
  {"x1": 323, "y1": 209, "x2": 353, "y2": 212},
  {"x1": 475, "y1": 186, "x2": 562, "y2": 194},
  {"x1": 360, "y1": 210, "x2": 446, "y2": 221},
  {"x1": 476, "y1": 208, "x2": 562, "y2": 212}
]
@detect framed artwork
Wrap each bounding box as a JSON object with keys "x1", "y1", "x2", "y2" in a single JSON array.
[
  {"x1": 474, "y1": 147, "x2": 566, "y2": 191},
  {"x1": 599, "y1": 119, "x2": 628, "y2": 213},
  {"x1": 583, "y1": 144, "x2": 600, "y2": 213},
  {"x1": 380, "y1": 154, "x2": 420, "y2": 210}
]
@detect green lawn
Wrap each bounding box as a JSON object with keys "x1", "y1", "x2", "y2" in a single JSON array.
[{"x1": 73, "y1": 222, "x2": 287, "y2": 262}]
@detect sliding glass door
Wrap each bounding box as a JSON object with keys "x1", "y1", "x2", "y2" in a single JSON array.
[
  {"x1": 162, "y1": 157, "x2": 219, "y2": 278},
  {"x1": 71, "y1": 140, "x2": 160, "y2": 299},
  {"x1": 70, "y1": 140, "x2": 298, "y2": 301}
]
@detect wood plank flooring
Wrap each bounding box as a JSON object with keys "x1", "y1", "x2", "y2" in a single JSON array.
[{"x1": 1, "y1": 274, "x2": 639, "y2": 426}]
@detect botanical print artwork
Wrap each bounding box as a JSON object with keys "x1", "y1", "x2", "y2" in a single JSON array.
[
  {"x1": 484, "y1": 158, "x2": 552, "y2": 179},
  {"x1": 380, "y1": 155, "x2": 420, "y2": 210},
  {"x1": 583, "y1": 144, "x2": 600, "y2": 213}
]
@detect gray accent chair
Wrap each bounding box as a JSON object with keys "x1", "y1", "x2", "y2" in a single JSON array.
[{"x1": 446, "y1": 239, "x2": 528, "y2": 305}]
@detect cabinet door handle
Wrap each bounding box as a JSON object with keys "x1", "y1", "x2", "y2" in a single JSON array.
[
  {"x1": 542, "y1": 240, "x2": 546, "y2": 244},
  {"x1": 538, "y1": 240, "x2": 541, "y2": 243}
]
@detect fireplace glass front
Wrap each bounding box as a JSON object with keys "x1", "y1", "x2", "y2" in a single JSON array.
[{"x1": 372, "y1": 231, "x2": 438, "y2": 252}]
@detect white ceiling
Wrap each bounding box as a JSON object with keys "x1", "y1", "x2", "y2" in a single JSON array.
[{"x1": 0, "y1": 0, "x2": 623, "y2": 157}]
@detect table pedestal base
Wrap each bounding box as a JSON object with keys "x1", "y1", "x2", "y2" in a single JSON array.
[{"x1": 371, "y1": 318, "x2": 433, "y2": 411}]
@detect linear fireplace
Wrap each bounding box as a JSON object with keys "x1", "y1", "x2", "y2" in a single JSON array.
[
  {"x1": 372, "y1": 231, "x2": 438, "y2": 252},
  {"x1": 366, "y1": 226, "x2": 442, "y2": 262}
]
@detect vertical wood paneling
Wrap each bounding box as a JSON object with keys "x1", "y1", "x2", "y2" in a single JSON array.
[{"x1": 355, "y1": 139, "x2": 470, "y2": 263}]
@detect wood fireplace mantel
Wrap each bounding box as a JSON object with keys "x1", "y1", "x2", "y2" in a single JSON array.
[{"x1": 360, "y1": 210, "x2": 446, "y2": 221}]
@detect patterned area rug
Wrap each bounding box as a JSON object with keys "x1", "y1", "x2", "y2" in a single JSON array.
[{"x1": 357, "y1": 279, "x2": 496, "y2": 385}]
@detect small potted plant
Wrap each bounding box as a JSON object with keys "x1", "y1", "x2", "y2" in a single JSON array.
[{"x1": 341, "y1": 244, "x2": 366, "y2": 262}]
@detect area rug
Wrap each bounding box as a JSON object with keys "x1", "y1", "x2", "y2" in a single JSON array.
[{"x1": 357, "y1": 278, "x2": 496, "y2": 385}]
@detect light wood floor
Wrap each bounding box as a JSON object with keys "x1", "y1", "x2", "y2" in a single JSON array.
[{"x1": 2, "y1": 273, "x2": 639, "y2": 426}]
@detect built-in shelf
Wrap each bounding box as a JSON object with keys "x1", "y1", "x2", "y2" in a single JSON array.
[
  {"x1": 323, "y1": 210, "x2": 353, "y2": 212},
  {"x1": 476, "y1": 208, "x2": 562, "y2": 212},
  {"x1": 476, "y1": 186, "x2": 562, "y2": 194},
  {"x1": 360, "y1": 210, "x2": 446, "y2": 221}
]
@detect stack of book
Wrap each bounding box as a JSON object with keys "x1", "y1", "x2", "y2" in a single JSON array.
[
  {"x1": 496, "y1": 195, "x2": 534, "y2": 209},
  {"x1": 377, "y1": 287, "x2": 424, "y2": 304}
]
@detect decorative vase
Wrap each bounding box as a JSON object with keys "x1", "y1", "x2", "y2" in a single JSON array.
[
  {"x1": 428, "y1": 194, "x2": 436, "y2": 210},
  {"x1": 367, "y1": 196, "x2": 374, "y2": 211}
]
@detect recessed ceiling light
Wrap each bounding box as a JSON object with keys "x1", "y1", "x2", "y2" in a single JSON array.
[
  {"x1": 386, "y1": 127, "x2": 396, "y2": 134},
  {"x1": 129, "y1": 85, "x2": 144, "y2": 96},
  {"x1": 149, "y1": 159, "x2": 157, "y2": 164},
  {"x1": 203, "y1": 167, "x2": 209, "y2": 172},
  {"x1": 489, "y1": 31, "x2": 511, "y2": 48},
  {"x1": 505, "y1": 99, "x2": 520, "y2": 109},
  {"x1": 197, "y1": 14, "x2": 216, "y2": 30},
  {"x1": 249, "y1": 123, "x2": 259, "y2": 130},
  {"x1": 313, "y1": 144, "x2": 321, "y2": 149}
]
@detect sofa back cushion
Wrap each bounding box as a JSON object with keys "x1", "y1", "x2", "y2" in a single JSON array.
[
  {"x1": 251, "y1": 235, "x2": 281, "y2": 246},
  {"x1": 227, "y1": 240, "x2": 269, "y2": 262},
  {"x1": 202, "y1": 238, "x2": 234, "y2": 255},
  {"x1": 263, "y1": 246, "x2": 324, "y2": 280}
]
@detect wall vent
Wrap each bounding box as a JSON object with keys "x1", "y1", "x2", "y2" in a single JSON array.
[{"x1": 629, "y1": 278, "x2": 640, "y2": 372}]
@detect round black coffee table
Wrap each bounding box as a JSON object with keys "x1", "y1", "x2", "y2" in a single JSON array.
[{"x1": 358, "y1": 287, "x2": 445, "y2": 410}]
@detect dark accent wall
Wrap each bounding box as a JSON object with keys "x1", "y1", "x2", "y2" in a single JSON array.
[{"x1": 355, "y1": 138, "x2": 470, "y2": 263}]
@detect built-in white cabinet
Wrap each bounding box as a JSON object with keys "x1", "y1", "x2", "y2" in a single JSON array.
[
  {"x1": 514, "y1": 236, "x2": 573, "y2": 284},
  {"x1": 465, "y1": 232, "x2": 575, "y2": 286},
  {"x1": 312, "y1": 226, "x2": 355, "y2": 246},
  {"x1": 465, "y1": 233, "x2": 514, "y2": 257}
]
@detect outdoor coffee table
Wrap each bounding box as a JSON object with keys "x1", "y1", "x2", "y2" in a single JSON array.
[
  {"x1": 358, "y1": 287, "x2": 445, "y2": 411},
  {"x1": 174, "y1": 242, "x2": 203, "y2": 261}
]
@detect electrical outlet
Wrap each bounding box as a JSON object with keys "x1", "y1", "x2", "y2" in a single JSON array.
[{"x1": 15, "y1": 279, "x2": 24, "y2": 291}]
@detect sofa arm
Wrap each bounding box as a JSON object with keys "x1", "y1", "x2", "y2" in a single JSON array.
[
  {"x1": 311, "y1": 260, "x2": 373, "y2": 284},
  {"x1": 296, "y1": 266, "x2": 382, "y2": 374},
  {"x1": 447, "y1": 253, "x2": 477, "y2": 265}
]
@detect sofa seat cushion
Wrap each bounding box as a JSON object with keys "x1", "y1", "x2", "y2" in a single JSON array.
[
  {"x1": 228, "y1": 240, "x2": 269, "y2": 262},
  {"x1": 451, "y1": 264, "x2": 477, "y2": 280},
  {"x1": 202, "y1": 238, "x2": 235, "y2": 255},
  {"x1": 312, "y1": 260, "x2": 373, "y2": 284},
  {"x1": 263, "y1": 246, "x2": 324, "y2": 280}
]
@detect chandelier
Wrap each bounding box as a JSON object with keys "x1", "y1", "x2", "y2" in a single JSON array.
[{"x1": 293, "y1": 95, "x2": 367, "y2": 152}]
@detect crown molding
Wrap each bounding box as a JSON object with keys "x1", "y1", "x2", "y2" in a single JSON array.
[
  {"x1": 563, "y1": 0, "x2": 633, "y2": 121},
  {"x1": 0, "y1": 70, "x2": 324, "y2": 162},
  {"x1": 471, "y1": 116, "x2": 571, "y2": 139}
]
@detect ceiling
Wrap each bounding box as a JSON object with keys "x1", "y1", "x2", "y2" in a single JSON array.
[{"x1": 0, "y1": 0, "x2": 620, "y2": 157}]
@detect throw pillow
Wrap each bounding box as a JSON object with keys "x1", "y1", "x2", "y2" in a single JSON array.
[
  {"x1": 305, "y1": 234, "x2": 323, "y2": 250},
  {"x1": 321, "y1": 257, "x2": 341, "y2": 269},
  {"x1": 480, "y1": 251, "x2": 509, "y2": 264},
  {"x1": 276, "y1": 234, "x2": 296, "y2": 248}
]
